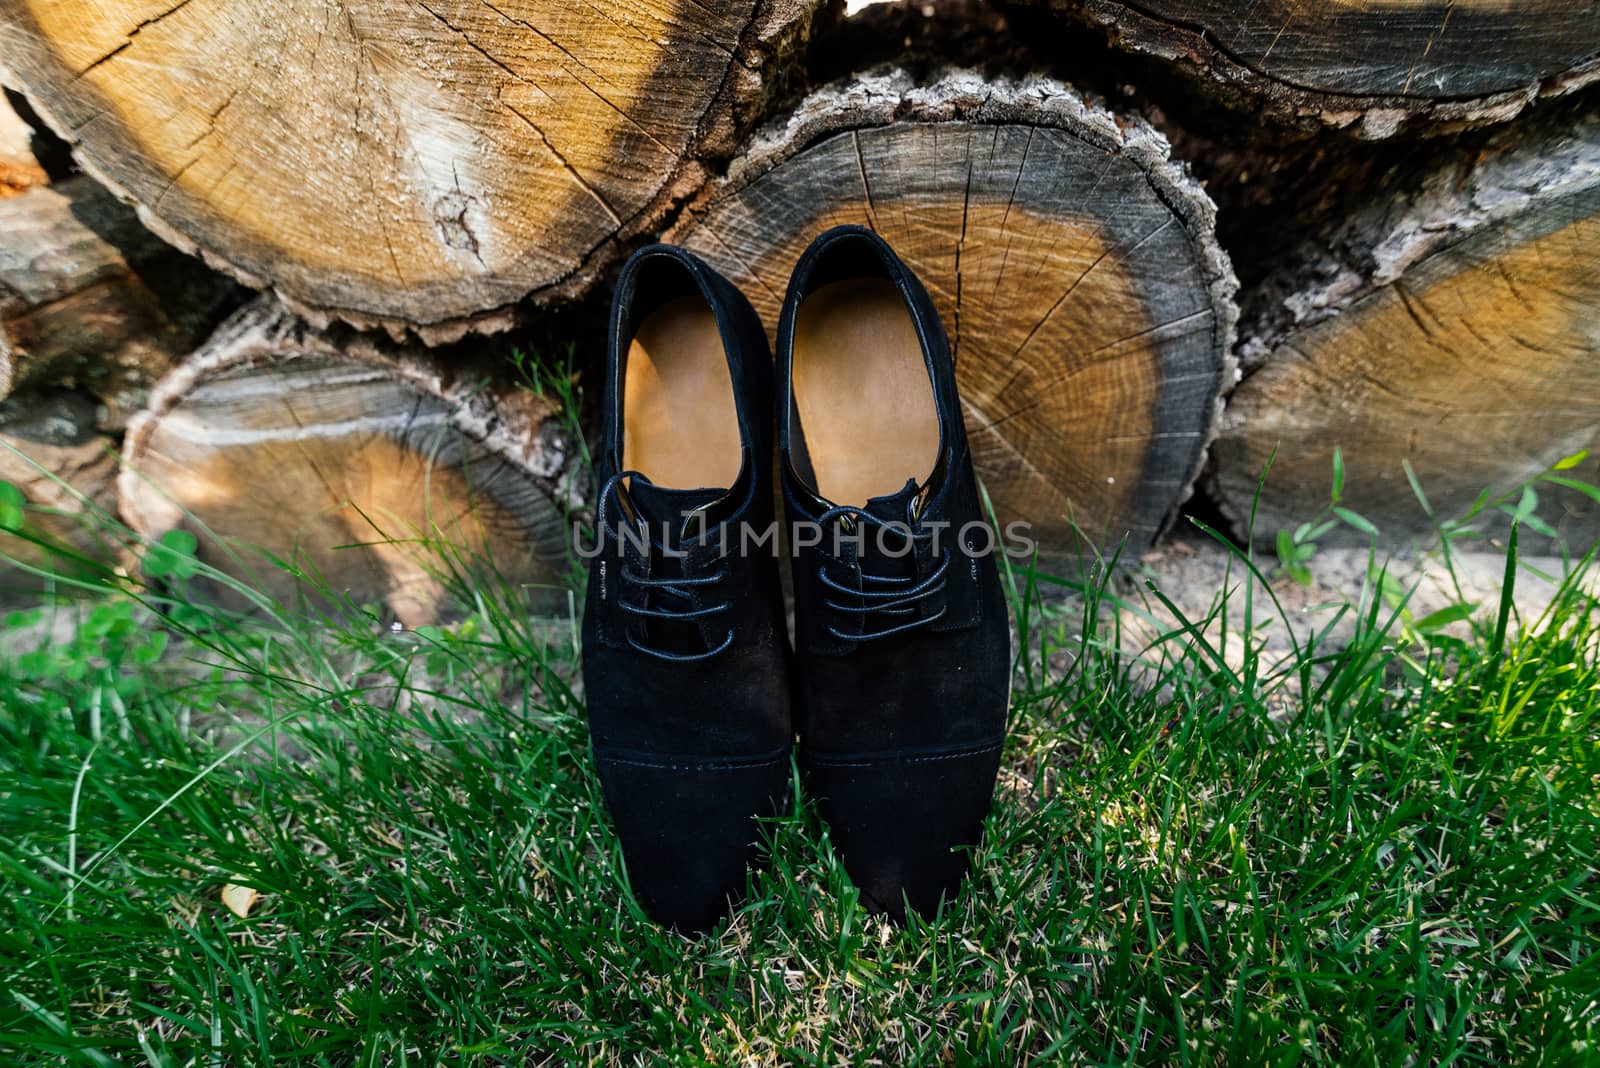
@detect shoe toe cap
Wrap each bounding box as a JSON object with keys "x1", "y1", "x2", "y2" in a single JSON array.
[
  {"x1": 805, "y1": 741, "x2": 1002, "y2": 922},
  {"x1": 594, "y1": 750, "x2": 791, "y2": 935}
]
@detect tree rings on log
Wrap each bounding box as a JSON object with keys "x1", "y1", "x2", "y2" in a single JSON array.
[
  {"x1": 1030, "y1": 0, "x2": 1600, "y2": 138},
  {"x1": 0, "y1": 0, "x2": 826, "y2": 342},
  {"x1": 119, "y1": 301, "x2": 582, "y2": 624},
  {"x1": 1211, "y1": 107, "x2": 1600, "y2": 548},
  {"x1": 1, "y1": 175, "x2": 240, "y2": 424},
  {"x1": 668, "y1": 69, "x2": 1237, "y2": 557}
]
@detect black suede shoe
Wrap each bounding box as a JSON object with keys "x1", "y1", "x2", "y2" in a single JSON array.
[
  {"x1": 777, "y1": 225, "x2": 1010, "y2": 922},
  {"x1": 582, "y1": 244, "x2": 792, "y2": 935}
]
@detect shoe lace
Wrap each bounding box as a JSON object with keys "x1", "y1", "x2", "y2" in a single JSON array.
[
  {"x1": 814, "y1": 503, "x2": 949, "y2": 643},
  {"x1": 597, "y1": 470, "x2": 734, "y2": 663}
]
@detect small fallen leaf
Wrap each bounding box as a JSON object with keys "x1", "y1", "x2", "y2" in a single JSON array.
[{"x1": 221, "y1": 880, "x2": 260, "y2": 919}]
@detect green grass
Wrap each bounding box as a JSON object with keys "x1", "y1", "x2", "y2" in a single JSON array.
[{"x1": 1, "y1": 488, "x2": 1598, "y2": 1065}]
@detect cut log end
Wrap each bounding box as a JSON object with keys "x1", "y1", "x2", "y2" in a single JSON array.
[
  {"x1": 0, "y1": 175, "x2": 242, "y2": 421},
  {"x1": 0, "y1": 0, "x2": 825, "y2": 337},
  {"x1": 119, "y1": 302, "x2": 581, "y2": 625},
  {"x1": 1212, "y1": 109, "x2": 1600, "y2": 548},
  {"x1": 669, "y1": 69, "x2": 1237, "y2": 557}
]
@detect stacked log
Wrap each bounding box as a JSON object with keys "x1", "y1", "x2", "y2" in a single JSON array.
[
  {"x1": 120, "y1": 301, "x2": 581, "y2": 624},
  {"x1": 1212, "y1": 106, "x2": 1600, "y2": 547},
  {"x1": 1014, "y1": 0, "x2": 1600, "y2": 138},
  {"x1": 1, "y1": 0, "x2": 1597, "y2": 617},
  {"x1": 668, "y1": 69, "x2": 1237, "y2": 556},
  {"x1": 1, "y1": 175, "x2": 241, "y2": 423},
  {"x1": 0, "y1": 126, "x2": 237, "y2": 594},
  {"x1": 0, "y1": 0, "x2": 829, "y2": 342}
]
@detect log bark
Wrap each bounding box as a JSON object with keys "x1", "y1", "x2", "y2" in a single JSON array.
[
  {"x1": 119, "y1": 300, "x2": 584, "y2": 624},
  {"x1": 1022, "y1": 0, "x2": 1600, "y2": 138},
  {"x1": 1211, "y1": 104, "x2": 1600, "y2": 548},
  {"x1": 667, "y1": 68, "x2": 1237, "y2": 557},
  {"x1": 0, "y1": 175, "x2": 241, "y2": 424},
  {"x1": 0, "y1": 0, "x2": 827, "y2": 343}
]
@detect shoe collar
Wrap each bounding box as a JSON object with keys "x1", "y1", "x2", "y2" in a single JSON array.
[
  {"x1": 778, "y1": 225, "x2": 957, "y2": 522},
  {"x1": 604, "y1": 244, "x2": 756, "y2": 497}
]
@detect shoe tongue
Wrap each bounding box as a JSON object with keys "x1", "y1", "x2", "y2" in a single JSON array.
[
  {"x1": 624, "y1": 479, "x2": 727, "y2": 544},
  {"x1": 863, "y1": 477, "x2": 921, "y2": 524},
  {"x1": 617, "y1": 480, "x2": 725, "y2": 658},
  {"x1": 848, "y1": 478, "x2": 926, "y2": 579}
]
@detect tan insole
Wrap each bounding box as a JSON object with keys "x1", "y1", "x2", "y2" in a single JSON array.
[
  {"x1": 793, "y1": 278, "x2": 940, "y2": 507},
  {"x1": 622, "y1": 294, "x2": 742, "y2": 490}
]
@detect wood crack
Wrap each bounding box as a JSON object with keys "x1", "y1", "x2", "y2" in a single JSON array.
[
  {"x1": 411, "y1": 0, "x2": 624, "y2": 225},
  {"x1": 73, "y1": 0, "x2": 201, "y2": 79},
  {"x1": 472, "y1": 0, "x2": 616, "y2": 89},
  {"x1": 505, "y1": 102, "x2": 623, "y2": 227}
]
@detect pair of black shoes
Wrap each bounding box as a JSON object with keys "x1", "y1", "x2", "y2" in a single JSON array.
[{"x1": 581, "y1": 226, "x2": 1010, "y2": 934}]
